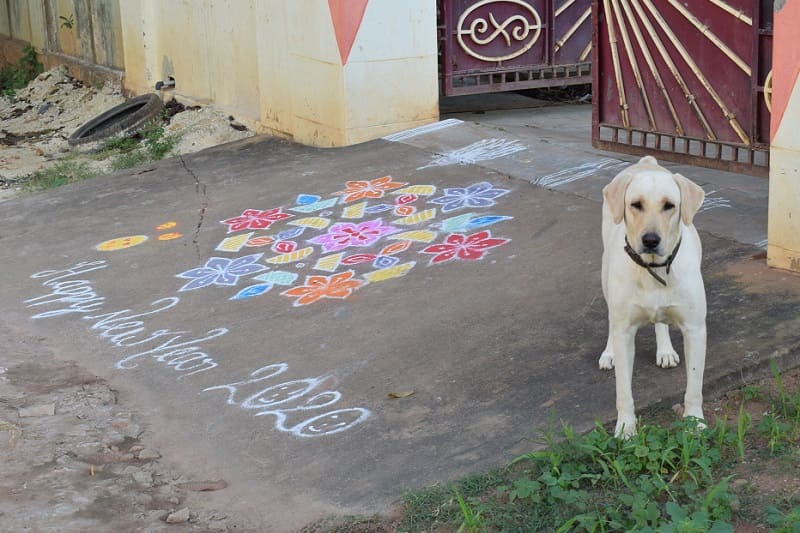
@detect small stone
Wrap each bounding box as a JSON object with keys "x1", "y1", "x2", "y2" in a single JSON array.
[
  {"x1": 133, "y1": 471, "x2": 153, "y2": 487},
  {"x1": 18, "y1": 403, "x2": 55, "y2": 417},
  {"x1": 137, "y1": 448, "x2": 161, "y2": 460},
  {"x1": 165, "y1": 507, "x2": 190, "y2": 524},
  {"x1": 73, "y1": 442, "x2": 107, "y2": 459},
  {"x1": 167, "y1": 495, "x2": 180, "y2": 505}
]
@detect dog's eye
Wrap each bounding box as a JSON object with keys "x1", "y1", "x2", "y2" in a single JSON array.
[
  {"x1": 663, "y1": 202, "x2": 675, "y2": 211},
  {"x1": 631, "y1": 201, "x2": 643, "y2": 211}
]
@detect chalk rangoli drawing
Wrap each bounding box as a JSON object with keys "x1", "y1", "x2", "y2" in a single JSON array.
[
  {"x1": 265, "y1": 246, "x2": 314, "y2": 264},
  {"x1": 96, "y1": 235, "x2": 148, "y2": 251},
  {"x1": 216, "y1": 232, "x2": 252, "y2": 252},
  {"x1": 253, "y1": 271, "x2": 298, "y2": 286},
  {"x1": 177, "y1": 254, "x2": 267, "y2": 291},
  {"x1": 289, "y1": 197, "x2": 338, "y2": 213},
  {"x1": 272, "y1": 240, "x2": 298, "y2": 253},
  {"x1": 381, "y1": 118, "x2": 463, "y2": 142},
  {"x1": 333, "y1": 176, "x2": 408, "y2": 204},
  {"x1": 156, "y1": 221, "x2": 178, "y2": 230},
  {"x1": 421, "y1": 230, "x2": 510, "y2": 265},
  {"x1": 534, "y1": 159, "x2": 627, "y2": 188},
  {"x1": 296, "y1": 194, "x2": 321, "y2": 205},
  {"x1": 431, "y1": 181, "x2": 511, "y2": 213},
  {"x1": 417, "y1": 138, "x2": 527, "y2": 170},
  {"x1": 231, "y1": 283, "x2": 273, "y2": 300},
  {"x1": 245, "y1": 236, "x2": 275, "y2": 247},
  {"x1": 164, "y1": 178, "x2": 514, "y2": 306},
  {"x1": 281, "y1": 270, "x2": 365, "y2": 307},
  {"x1": 373, "y1": 255, "x2": 400, "y2": 269},
  {"x1": 341, "y1": 253, "x2": 376, "y2": 266},
  {"x1": 289, "y1": 217, "x2": 330, "y2": 229},
  {"x1": 158, "y1": 232, "x2": 183, "y2": 241},
  {"x1": 277, "y1": 226, "x2": 305, "y2": 240},
  {"x1": 754, "y1": 238, "x2": 768, "y2": 250},
  {"x1": 698, "y1": 190, "x2": 733, "y2": 213},
  {"x1": 222, "y1": 208, "x2": 293, "y2": 232},
  {"x1": 308, "y1": 219, "x2": 400, "y2": 252},
  {"x1": 314, "y1": 252, "x2": 344, "y2": 272}
]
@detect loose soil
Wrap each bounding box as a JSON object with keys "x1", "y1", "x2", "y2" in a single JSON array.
[
  {"x1": 0, "y1": 322, "x2": 254, "y2": 532},
  {"x1": 0, "y1": 66, "x2": 253, "y2": 201}
]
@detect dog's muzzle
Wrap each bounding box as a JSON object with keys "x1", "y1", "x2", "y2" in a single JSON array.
[{"x1": 624, "y1": 236, "x2": 682, "y2": 286}]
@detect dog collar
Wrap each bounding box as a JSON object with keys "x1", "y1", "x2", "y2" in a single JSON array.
[{"x1": 623, "y1": 236, "x2": 682, "y2": 286}]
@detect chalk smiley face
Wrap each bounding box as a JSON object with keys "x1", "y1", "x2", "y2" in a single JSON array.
[{"x1": 96, "y1": 235, "x2": 148, "y2": 251}]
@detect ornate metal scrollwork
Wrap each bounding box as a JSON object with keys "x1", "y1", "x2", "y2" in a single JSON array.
[{"x1": 456, "y1": 0, "x2": 543, "y2": 62}]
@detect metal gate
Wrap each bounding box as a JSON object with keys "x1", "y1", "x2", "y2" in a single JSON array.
[
  {"x1": 438, "y1": 0, "x2": 593, "y2": 95},
  {"x1": 592, "y1": 0, "x2": 773, "y2": 176}
]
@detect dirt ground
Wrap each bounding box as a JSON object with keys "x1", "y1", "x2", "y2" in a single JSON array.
[
  {"x1": 0, "y1": 65, "x2": 253, "y2": 201},
  {"x1": 0, "y1": 322, "x2": 257, "y2": 532}
]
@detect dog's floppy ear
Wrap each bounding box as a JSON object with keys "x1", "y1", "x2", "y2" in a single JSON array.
[
  {"x1": 603, "y1": 170, "x2": 634, "y2": 224},
  {"x1": 673, "y1": 173, "x2": 705, "y2": 225}
]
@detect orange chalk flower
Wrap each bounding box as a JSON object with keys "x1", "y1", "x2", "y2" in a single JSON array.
[
  {"x1": 334, "y1": 176, "x2": 408, "y2": 204},
  {"x1": 281, "y1": 270, "x2": 365, "y2": 307}
]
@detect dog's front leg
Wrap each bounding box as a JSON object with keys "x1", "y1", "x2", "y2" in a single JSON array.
[
  {"x1": 681, "y1": 323, "x2": 707, "y2": 423},
  {"x1": 611, "y1": 323, "x2": 637, "y2": 438},
  {"x1": 655, "y1": 323, "x2": 680, "y2": 368}
]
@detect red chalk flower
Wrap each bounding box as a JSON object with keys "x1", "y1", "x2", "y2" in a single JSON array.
[
  {"x1": 221, "y1": 208, "x2": 293, "y2": 233},
  {"x1": 421, "y1": 230, "x2": 509, "y2": 264}
]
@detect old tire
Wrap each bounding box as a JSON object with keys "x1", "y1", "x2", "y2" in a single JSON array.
[{"x1": 68, "y1": 93, "x2": 163, "y2": 146}]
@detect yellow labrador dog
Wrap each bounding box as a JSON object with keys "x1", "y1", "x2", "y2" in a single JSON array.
[{"x1": 599, "y1": 156, "x2": 706, "y2": 438}]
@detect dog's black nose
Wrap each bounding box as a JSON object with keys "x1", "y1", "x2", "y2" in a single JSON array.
[{"x1": 642, "y1": 232, "x2": 661, "y2": 251}]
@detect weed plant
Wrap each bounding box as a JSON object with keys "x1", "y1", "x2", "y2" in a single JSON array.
[
  {"x1": 24, "y1": 158, "x2": 95, "y2": 191},
  {"x1": 107, "y1": 113, "x2": 179, "y2": 170},
  {"x1": 0, "y1": 45, "x2": 43, "y2": 98},
  {"x1": 396, "y1": 359, "x2": 800, "y2": 532}
]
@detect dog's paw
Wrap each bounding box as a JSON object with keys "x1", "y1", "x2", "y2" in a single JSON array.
[
  {"x1": 598, "y1": 351, "x2": 614, "y2": 370},
  {"x1": 656, "y1": 349, "x2": 680, "y2": 369},
  {"x1": 683, "y1": 405, "x2": 706, "y2": 428},
  {"x1": 614, "y1": 415, "x2": 638, "y2": 439}
]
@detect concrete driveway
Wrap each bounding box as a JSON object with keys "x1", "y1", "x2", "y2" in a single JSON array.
[{"x1": 2, "y1": 102, "x2": 799, "y2": 530}]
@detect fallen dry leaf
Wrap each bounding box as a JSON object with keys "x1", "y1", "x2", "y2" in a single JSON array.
[
  {"x1": 176, "y1": 479, "x2": 228, "y2": 492},
  {"x1": 387, "y1": 391, "x2": 415, "y2": 399}
]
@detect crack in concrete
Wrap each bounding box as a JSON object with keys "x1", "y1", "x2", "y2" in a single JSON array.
[{"x1": 180, "y1": 155, "x2": 207, "y2": 259}]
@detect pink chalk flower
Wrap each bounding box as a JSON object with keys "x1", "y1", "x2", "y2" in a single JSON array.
[{"x1": 309, "y1": 218, "x2": 399, "y2": 253}]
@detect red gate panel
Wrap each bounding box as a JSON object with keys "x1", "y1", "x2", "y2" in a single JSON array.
[
  {"x1": 592, "y1": 0, "x2": 773, "y2": 176},
  {"x1": 439, "y1": 0, "x2": 593, "y2": 95}
]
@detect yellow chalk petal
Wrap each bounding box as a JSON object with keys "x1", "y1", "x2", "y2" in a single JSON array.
[
  {"x1": 266, "y1": 246, "x2": 314, "y2": 264},
  {"x1": 342, "y1": 202, "x2": 366, "y2": 219},
  {"x1": 289, "y1": 217, "x2": 331, "y2": 229},
  {"x1": 363, "y1": 261, "x2": 416, "y2": 282},
  {"x1": 393, "y1": 208, "x2": 436, "y2": 225},
  {"x1": 392, "y1": 185, "x2": 437, "y2": 196},
  {"x1": 216, "y1": 232, "x2": 253, "y2": 252},
  {"x1": 313, "y1": 252, "x2": 344, "y2": 272},
  {"x1": 389, "y1": 230, "x2": 437, "y2": 243}
]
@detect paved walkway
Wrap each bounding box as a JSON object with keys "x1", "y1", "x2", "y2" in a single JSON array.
[{"x1": 2, "y1": 97, "x2": 799, "y2": 530}]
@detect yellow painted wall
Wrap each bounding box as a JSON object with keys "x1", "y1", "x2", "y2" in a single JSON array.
[
  {"x1": 767, "y1": 0, "x2": 800, "y2": 273},
  {"x1": 4, "y1": 0, "x2": 439, "y2": 147},
  {"x1": 0, "y1": 0, "x2": 124, "y2": 70}
]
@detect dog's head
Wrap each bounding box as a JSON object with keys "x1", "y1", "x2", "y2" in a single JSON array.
[{"x1": 603, "y1": 156, "x2": 705, "y2": 258}]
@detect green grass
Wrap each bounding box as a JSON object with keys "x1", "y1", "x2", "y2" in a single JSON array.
[
  {"x1": 0, "y1": 45, "x2": 43, "y2": 98},
  {"x1": 111, "y1": 149, "x2": 149, "y2": 171},
  {"x1": 105, "y1": 116, "x2": 179, "y2": 170},
  {"x1": 368, "y1": 362, "x2": 800, "y2": 532},
  {"x1": 24, "y1": 158, "x2": 96, "y2": 191}
]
